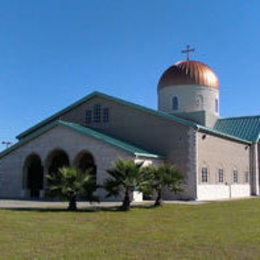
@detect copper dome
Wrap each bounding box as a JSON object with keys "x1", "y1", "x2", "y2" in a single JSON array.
[{"x1": 158, "y1": 60, "x2": 219, "y2": 90}]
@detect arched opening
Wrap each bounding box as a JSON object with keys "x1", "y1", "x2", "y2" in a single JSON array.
[
  {"x1": 196, "y1": 95, "x2": 204, "y2": 110},
  {"x1": 46, "y1": 149, "x2": 70, "y2": 175},
  {"x1": 172, "y1": 96, "x2": 178, "y2": 111},
  {"x1": 215, "y1": 98, "x2": 219, "y2": 113},
  {"x1": 74, "y1": 151, "x2": 97, "y2": 181},
  {"x1": 23, "y1": 154, "x2": 43, "y2": 198}
]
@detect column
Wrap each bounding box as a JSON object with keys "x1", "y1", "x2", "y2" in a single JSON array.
[{"x1": 250, "y1": 144, "x2": 259, "y2": 196}]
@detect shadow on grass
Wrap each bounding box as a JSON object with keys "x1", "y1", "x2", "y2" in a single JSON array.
[{"x1": 0, "y1": 204, "x2": 156, "y2": 213}]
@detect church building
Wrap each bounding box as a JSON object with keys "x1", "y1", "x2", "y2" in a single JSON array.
[{"x1": 0, "y1": 49, "x2": 259, "y2": 201}]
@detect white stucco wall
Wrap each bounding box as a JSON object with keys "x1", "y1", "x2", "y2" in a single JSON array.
[
  {"x1": 197, "y1": 184, "x2": 250, "y2": 200},
  {"x1": 158, "y1": 84, "x2": 219, "y2": 116},
  {"x1": 231, "y1": 184, "x2": 250, "y2": 198}
]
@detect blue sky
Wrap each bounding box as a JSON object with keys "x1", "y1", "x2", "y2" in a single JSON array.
[{"x1": 0, "y1": 0, "x2": 259, "y2": 149}]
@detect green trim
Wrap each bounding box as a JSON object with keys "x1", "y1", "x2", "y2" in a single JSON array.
[
  {"x1": 17, "y1": 91, "x2": 197, "y2": 139},
  {"x1": 1, "y1": 120, "x2": 163, "y2": 160}
]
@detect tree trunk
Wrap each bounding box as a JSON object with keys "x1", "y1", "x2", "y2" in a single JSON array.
[
  {"x1": 121, "y1": 188, "x2": 131, "y2": 211},
  {"x1": 154, "y1": 189, "x2": 162, "y2": 207},
  {"x1": 68, "y1": 196, "x2": 77, "y2": 211}
]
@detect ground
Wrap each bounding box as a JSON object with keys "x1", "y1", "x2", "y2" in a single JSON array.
[{"x1": 0, "y1": 199, "x2": 259, "y2": 259}]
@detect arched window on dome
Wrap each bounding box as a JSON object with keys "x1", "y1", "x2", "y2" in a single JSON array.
[
  {"x1": 172, "y1": 96, "x2": 178, "y2": 111},
  {"x1": 196, "y1": 95, "x2": 204, "y2": 110},
  {"x1": 215, "y1": 99, "x2": 219, "y2": 113}
]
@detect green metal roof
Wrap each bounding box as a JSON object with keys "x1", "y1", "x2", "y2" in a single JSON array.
[
  {"x1": 197, "y1": 125, "x2": 252, "y2": 144},
  {"x1": 16, "y1": 91, "x2": 253, "y2": 145},
  {"x1": 0, "y1": 120, "x2": 163, "y2": 160},
  {"x1": 214, "y1": 115, "x2": 260, "y2": 143}
]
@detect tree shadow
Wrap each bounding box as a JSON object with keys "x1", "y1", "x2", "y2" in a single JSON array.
[{"x1": 0, "y1": 204, "x2": 155, "y2": 213}]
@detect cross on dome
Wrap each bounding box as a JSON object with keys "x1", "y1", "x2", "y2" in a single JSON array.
[{"x1": 181, "y1": 45, "x2": 195, "y2": 61}]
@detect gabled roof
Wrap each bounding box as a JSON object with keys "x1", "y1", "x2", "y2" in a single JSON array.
[
  {"x1": 214, "y1": 115, "x2": 260, "y2": 143},
  {"x1": 16, "y1": 91, "x2": 253, "y2": 145},
  {"x1": 0, "y1": 121, "x2": 163, "y2": 160},
  {"x1": 17, "y1": 91, "x2": 197, "y2": 140}
]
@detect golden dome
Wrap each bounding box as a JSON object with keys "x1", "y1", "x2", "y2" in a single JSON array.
[{"x1": 158, "y1": 60, "x2": 219, "y2": 90}]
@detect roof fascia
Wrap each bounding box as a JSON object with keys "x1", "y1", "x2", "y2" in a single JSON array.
[
  {"x1": 0, "y1": 121, "x2": 59, "y2": 159},
  {"x1": 17, "y1": 91, "x2": 197, "y2": 140}
]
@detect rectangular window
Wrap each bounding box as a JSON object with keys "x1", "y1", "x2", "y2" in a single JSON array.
[
  {"x1": 233, "y1": 170, "x2": 238, "y2": 183},
  {"x1": 202, "y1": 167, "x2": 208, "y2": 183},
  {"x1": 245, "y1": 172, "x2": 249, "y2": 183},
  {"x1": 103, "y1": 108, "x2": 109, "y2": 122},
  {"x1": 218, "y1": 169, "x2": 224, "y2": 183},
  {"x1": 85, "y1": 110, "x2": 92, "y2": 124},
  {"x1": 93, "y1": 104, "x2": 101, "y2": 122}
]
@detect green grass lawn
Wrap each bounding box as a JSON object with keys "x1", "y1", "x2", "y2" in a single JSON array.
[{"x1": 0, "y1": 199, "x2": 260, "y2": 259}]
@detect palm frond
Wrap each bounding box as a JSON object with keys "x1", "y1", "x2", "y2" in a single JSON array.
[{"x1": 46, "y1": 166, "x2": 98, "y2": 202}]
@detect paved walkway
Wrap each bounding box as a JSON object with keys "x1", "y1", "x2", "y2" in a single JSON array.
[
  {"x1": 0, "y1": 197, "x2": 254, "y2": 209},
  {"x1": 0, "y1": 199, "x2": 206, "y2": 209}
]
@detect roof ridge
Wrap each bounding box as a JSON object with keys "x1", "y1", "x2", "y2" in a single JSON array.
[{"x1": 219, "y1": 115, "x2": 260, "y2": 121}]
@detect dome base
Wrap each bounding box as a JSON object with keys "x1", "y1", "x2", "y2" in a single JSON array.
[{"x1": 172, "y1": 111, "x2": 219, "y2": 128}]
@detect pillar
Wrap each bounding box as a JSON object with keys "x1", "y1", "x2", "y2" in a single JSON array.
[{"x1": 250, "y1": 144, "x2": 259, "y2": 196}]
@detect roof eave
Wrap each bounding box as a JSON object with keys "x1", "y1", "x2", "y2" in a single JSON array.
[
  {"x1": 134, "y1": 152, "x2": 165, "y2": 159},
  {"x1": 0, "y1": 121, "x2": 59, "y2": 159},
  {"x1": 1, "y1": 120, "x2": 163, "y2": 160}
]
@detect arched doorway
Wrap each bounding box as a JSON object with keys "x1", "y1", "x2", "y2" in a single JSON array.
[
  {"x1": 74, "y1": 151, "x2": 96, "y2": 180},
  {"x1": 23, "y1": 154, "x2": 44, "y2": 198},
  {"x1": 46, "y1": 149, "x2": 70, "y2": 175}
]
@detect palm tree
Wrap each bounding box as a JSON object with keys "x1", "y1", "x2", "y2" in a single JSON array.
[
  {"x1": 142, "y1": 164, "x2": 184, "y2": 207},
  {"x1": 104, "y1": 158, "x2": 144, "y2": 211},
  {"x1": 46, "y1": 167, "x2": 98, "y2": 211}
]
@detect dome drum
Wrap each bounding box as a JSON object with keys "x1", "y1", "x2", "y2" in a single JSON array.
[{"x1": 157, "y1": 60, "x2": 220, "y2": 121}]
